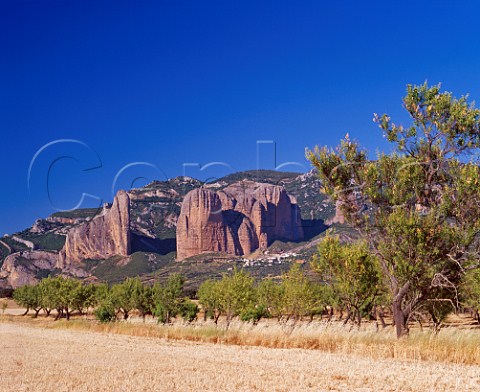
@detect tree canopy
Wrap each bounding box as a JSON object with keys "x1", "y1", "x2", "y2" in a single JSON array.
[{"x1": 307, "y1": 82, "x2": 480, "y2": 337}]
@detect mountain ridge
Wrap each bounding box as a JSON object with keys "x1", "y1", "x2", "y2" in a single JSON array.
[{"x1": 0, "y1": 169, "x2": 338, "y2": 288}]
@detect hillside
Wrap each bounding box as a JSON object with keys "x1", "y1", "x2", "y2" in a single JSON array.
[{"x1": 0, "y1": 169, "x2": 341, "y2": 288}]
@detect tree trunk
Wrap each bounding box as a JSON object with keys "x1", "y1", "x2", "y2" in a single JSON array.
[
  {"x1": 392, "y1": 300, "x2": 408, "y2": 338},
  {"x1": 327, "y1": 307, "x2": 334, "y2": 322},
  {"x1": 356, "y1": 308, "x2": 362, "y2": 326},
  {"x1": 343, "y1": 308, "x2": 352, "y2": 325},
  {"x1": 378, "y1": 307, "x2": 386, "y2": 329}
]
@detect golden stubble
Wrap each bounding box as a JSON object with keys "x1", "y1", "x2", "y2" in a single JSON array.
[{"x1": 1, "y1": 317, "x2": 480, "y2": 391}]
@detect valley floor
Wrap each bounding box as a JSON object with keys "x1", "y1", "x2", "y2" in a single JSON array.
[{"x1": 1, "y1": 321, "x2": 479, "y2": 392}]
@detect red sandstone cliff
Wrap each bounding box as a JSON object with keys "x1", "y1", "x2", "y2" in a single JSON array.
[
  {"x1": 176, "y1": 181, "x2": 303, "y2": 260},
  {"x1": 58, "y1": 190, "x2": 131, "y2": 266}
]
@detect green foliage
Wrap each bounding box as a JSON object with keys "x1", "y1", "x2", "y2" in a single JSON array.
[
  {"x1": 216, "y1": 170, "x2": 299, "y2": 185},
  {"x1": 282, "y1": 264, "x2": 325, "y2": 321},
  {"x1": 217, "y1": 268, "x2": 256, "y2": 326},
  {"x1": 94, "y1": 302, "x2": 116, "y2": 323},
  {"x1": 37, "y1": 277, "x2": 58, "y2": 315},
  {"x1": 87, "y1": 252, "x2": 174, "y2": 283},
  {"x1": 197, "y1": 269, "x2": 258, "y2": 325},
  {"x1": 198, "y1": 279, "x2": 224, "y2": 323},
  {"x1": 71, "y1": 283, "x2": 97, "y2": 313},
  {"x1": 1, "y1": 236, "x2": 29, "y2": 252},
  {"x1": 111, "y1": 277, "x2": 144, "y2": 320},
  {"x1": 179, "y1": 300, "x2": 199, "y2": 323},
  {"x1": 256, "y1": 279, "x2": 285, "y2": 320},
  {"x1": 460, "y1": 268, "x2": 480, "y2": 323},
  {"x1": 94, "y1": 283, "x2": 111, "y2": 303},
  {"x1": 50, "y1": 208, "x2": 100, "y2": 220},
  {"x1": 313, "y1": 233, "x2": 383, "y2": 324},
  {"x1": 307, "y1": 82, "x2": 480, "y2": 337},
  {"x1": 0, "y1": 241, "x2": 10, "y2": 262},
  {"x1": 16, "y1": 232, "x2": 66, "y2": 251},
  {"x1": 153, "y1": 273, "x2": 185, "y2": 324},
  {"x1": 240, "y1": 305, "x2": 268, "y2": 324},
  {"x1": 13, "y1": 284, "x2": 42, "y2": 317}
]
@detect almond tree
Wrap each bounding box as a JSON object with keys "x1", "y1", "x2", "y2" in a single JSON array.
[
  {"x1": 256, "y1": 279, "x2": 285, "y2": 322},
  {"x1": 13, "y1": 284, "x2": 41, "y2": 317},
  {"x1": 217, "y1": 269, "x2": 256, "y2": 327},
  {"x1": 281, "y1": 264, "x2": 321, "y2": 323},
  {"x1": 153, "y1": 273, "x2": 185, "y2": 324},
  {"x1": 198, "y1": 279, "x2": 224, "y2": 324},
  {"x1": 313, "y1": 233, "x2": 383, "y2": 326},
  {"x1": 307, "y1": 83, "x2": 480, "y2": 337}
]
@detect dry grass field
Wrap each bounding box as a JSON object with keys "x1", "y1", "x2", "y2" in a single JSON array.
[
  {"x1": 1, "y1": 299, "x2": 480, "y2": 391},
  {"x1": 0, "y1": 319, "x2": 479, "y2": 391}
]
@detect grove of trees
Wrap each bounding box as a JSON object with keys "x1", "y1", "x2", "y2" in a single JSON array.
[{"x1": 10, "y1": 256, "x2": 480, "y2": 333}]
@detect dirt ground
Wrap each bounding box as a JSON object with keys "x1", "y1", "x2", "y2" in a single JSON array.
[{"x1": 1, "y1": 321, "x2": 479, "y2": 392}]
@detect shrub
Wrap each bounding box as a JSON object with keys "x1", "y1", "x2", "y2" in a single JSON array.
[
  {"x1": 240, "y1": 305, "x2": 268, "y2": 324},
  {"x1": 179, "y1": 300, "x2": 199, "y2": 323},
  {"x1": 95, "y1": 302, "x2": 116, "y2": 323}
]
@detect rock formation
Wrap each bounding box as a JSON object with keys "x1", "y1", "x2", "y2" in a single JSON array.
[
  {"x1": 325, "y1": 200, "x2": 346, "y2": 225},
  {"x1": 0, "y1": 250, "x2": 89, "y2": 289},
  {"x1": 176, "y1": 181, "x2": 303, "y2": 260},
  {"x1": 58, "y1": 190, "x2": 131, "y2": 265}
]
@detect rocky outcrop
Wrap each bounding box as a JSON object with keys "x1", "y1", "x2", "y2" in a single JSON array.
[
  {"x1": 0, "y1": 250, "x2": 88, "y2": 289},
  {"x1": 46, "y1": 216, "x2": 86, "y2": 225},
  {"x1": 326, "y1": 200, "x2": 346, "y2": 225},
  {"x1": 176, "y1": 181, "x2": 303, "y2": 260},
  {"x1": 1, "y1": 251, "x2": 53, "y2": 288},
  {"x1": 58, "y1": 190, "x2": 131, "y2": 265}
]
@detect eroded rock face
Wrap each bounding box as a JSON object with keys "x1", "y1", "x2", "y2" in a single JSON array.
[
  {"x1": 176, "y1": 181, "x2": 303, "y2": 260},
  {"x1": 326, "y1": 200, "x2": 346, "y2": 225},
  {"x1": 1, "y1": 251, "x2": 56, "y2": 288},
  {"x1": 58, "y1": 190, "x2": 131, "y2": 265}
]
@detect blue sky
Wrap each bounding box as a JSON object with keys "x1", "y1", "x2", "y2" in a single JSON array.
[{"x1": 1, "y1": 0, "x2": 480, "y2": 233}]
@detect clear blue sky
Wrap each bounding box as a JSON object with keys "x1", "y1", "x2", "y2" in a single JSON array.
[{"x1": 1, "y1": 0, "x2": 480, "y2": 234}]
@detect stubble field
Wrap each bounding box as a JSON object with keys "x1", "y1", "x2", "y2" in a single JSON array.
[{"x1": 1, "y1": 321, "x2": 480, "y2": 392}]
